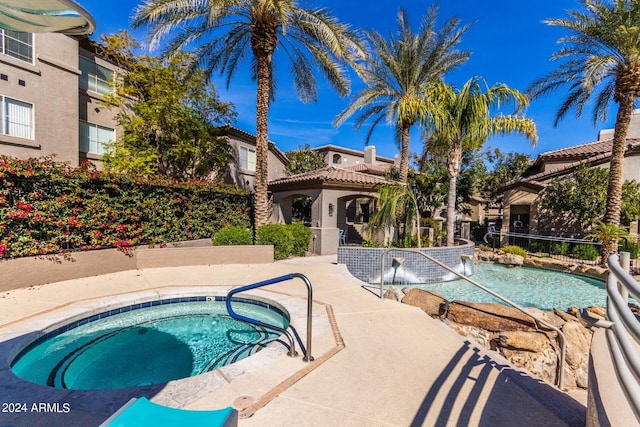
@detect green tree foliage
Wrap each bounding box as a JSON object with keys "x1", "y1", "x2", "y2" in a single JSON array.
[
  {"x1": 585, "y1": 220, "x2": 630, "y2": 267},
  {"x1": 424, "y1": 78, "x2": 537, "y2": 246},
  {"x1": 99, "y1": 32, "x2": 237, "y2": 180},
  {"x1": 334, "y1": 7, "x2": 471, "y2": 183},
  {"x1": 529, "y1": 0, "x2": 640, "y2": 264},
  {"x1": 479, "y1": 148, "x2": 531, "y2": 210},
  {"x1": 133, "y1": 0, "x2": 365, "y2": 227},
  {"x1": 285, "y1": 144, "x2": 326, "y2": 176},
  {"x1": 369, "y1": 184, "x2": 421, "y2": 248},
  {"x1": 541, "y1": 163, "x2": 640, "y2": 231}
]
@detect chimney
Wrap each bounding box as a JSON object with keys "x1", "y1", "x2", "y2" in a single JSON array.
[
  {"x1": 364, "y1": 145, "x2": 376, "y2": 165},
  {"x1": 394, "y1": 154, "x2": 400, "y2": 168}
]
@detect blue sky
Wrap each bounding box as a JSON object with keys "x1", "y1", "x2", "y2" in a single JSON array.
[{"x1": 82, "y1": 0, "x2": 619, "y2": 160}]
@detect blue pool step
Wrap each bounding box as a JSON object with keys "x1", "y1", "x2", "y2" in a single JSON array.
[{"x1": 99, "y1": 397, "x2": 238, "y2": 427}]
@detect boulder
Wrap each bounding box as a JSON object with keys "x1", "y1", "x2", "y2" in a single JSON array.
[
  {"x1": 553, "y1": 308, "x2": 577, "y2": 323},
  {"x1": 401, "y1": 288, "x2": 447, "y2": 317},
  {"x1": 525, "y1": 307, "x2": 566, "y2": 329},
  {"x1": 447, "y1": 301, "x2": 537, "y2": 332},
  {"x1": 496, "y1": 253, "x2": 525, "y2": 266},
  {"x1": 447, "y1": 323, "x2": 494, "y2": 348},
  {"x1": 383, "y1": 286, "x2": 405, "y2": 302},
  {"x1": 562, "y1": 321, "x2": 592, "y2": 371},
  {"x1": 493, "y1": 331, "x2": 552, "y2": 353},
  {"x1": 500, "y1": 345, "x2": 558, "y2": 385}
]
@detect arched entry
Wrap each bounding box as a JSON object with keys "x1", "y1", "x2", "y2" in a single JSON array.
[{"x1": 337, "y1": 194, "x2": 377, "y2": 244}]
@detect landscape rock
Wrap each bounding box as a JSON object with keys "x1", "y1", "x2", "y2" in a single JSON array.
[
  {"x1": 553, "y1": 308, "x2": 577, "y2": 323},
  {"x1": 500, "y1": 344, "x2": 558, "y2": 385},
  {"x1": 493, "y1": 331, "x2": 551, "y2": 353},
  {"x1": 383, "y1": 286, "x2": 405, "y2": 302},
  {"x1": 447, "y1": 301, "x2": 537, "y2": 332},
  {"x1": 525, "y1": 307, "x2": 566, "y2": 329},
  {"x1": 401, "y1": 288, "x2": 447, "y2": 317},
  {"x1": 562, "y1": 321, "x2": 592, "y2": 370},
  {"x1": 447, "y1": 323, "x2": 493, "y2": 348},
  {"x1": 496, "y1": 253, "x2": 524, "y2": 266}
]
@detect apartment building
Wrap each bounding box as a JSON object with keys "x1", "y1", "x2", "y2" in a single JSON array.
[{"x1": 0, "y1": 31, "x2": 119, "y2": 166}]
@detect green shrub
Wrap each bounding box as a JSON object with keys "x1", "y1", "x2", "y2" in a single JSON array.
[
  {"x1": 257, "y1": 224, "x2": 294, "y2": 260},
  {"x1": 528, "y1": 239, "x2": 545, "y2": 253},
  {"x1": 361, "y1": 239, "x2": 381, "y2": 248},
  {"x1": 572, "y1": 244, "x2": 599, "y2": 261},
  {"x1": 288, "y1": 222, "x2": 312, "y2": 256},
  {"x1": 621, "y1": 240, "x2": 640, "y2": 259},
  {"x1": 212, "y1": 226, "x2": 252, "y2": 246},
  {"x1": 551, "y1": 241, "x2": 570, "y2": 256},
  {"x1": 501, "y1": 245, "x2": 527, "y2": 258}
]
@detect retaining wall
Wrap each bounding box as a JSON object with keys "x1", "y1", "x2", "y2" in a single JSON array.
[
  {"x1": 0, "y1": 241, "x2": 273, "y2": 292},
  {"x1": 337, "y1": 240, "x2": 475, "y2": 284}
]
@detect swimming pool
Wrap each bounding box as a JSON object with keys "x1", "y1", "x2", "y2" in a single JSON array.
[
  {"x1": 10, "y1": 297, "x2": 289, "y2": 390},
  {"x1": 407, "y1": 263, "x2": 608, "y2": 311}
]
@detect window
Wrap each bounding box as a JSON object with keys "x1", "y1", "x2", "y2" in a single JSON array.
[
  {"x1": 332, "y1": 154, "x2": 341, "y2": 164},
  {"x1": 0, "y1": 30, "x2": 32, "y2": 63},
  {"x1": 0, "y1": 96, "x2": 33, "y2": 139},
  {"x1": 79, "y1": 121, "x2": 114, "y2": 155},
  {"x1": 79, "y1": 57, "x2": 114, "y2": 95},
  {"x1": 239, "y1": 146, "x2": 256, "y2": 171}
]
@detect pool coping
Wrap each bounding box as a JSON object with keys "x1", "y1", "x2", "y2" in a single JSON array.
[{"x1": 0, "y1": 285, "x2": 343, "y2": 422}]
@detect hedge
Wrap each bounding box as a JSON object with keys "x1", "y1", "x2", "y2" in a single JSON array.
[{"x1": 0, "y1": 156, "x2": 252, "y2": 258}]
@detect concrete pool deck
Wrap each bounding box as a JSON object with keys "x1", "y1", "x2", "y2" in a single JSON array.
[{"x1": 0, "y1": 255, "x2": 587, "y2": 426}]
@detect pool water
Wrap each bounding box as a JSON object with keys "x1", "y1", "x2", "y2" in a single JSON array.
[
  {"x1": 11, "y1": 299, "x2": 288, "y2": 390},
  {"x1": 409, "y1": 263, "x2": 608, "y2": 311}
]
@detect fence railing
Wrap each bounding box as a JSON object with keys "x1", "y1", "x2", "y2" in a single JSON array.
[{"x1": 482, "y1": 228, "x2": 640, "y2": 273}]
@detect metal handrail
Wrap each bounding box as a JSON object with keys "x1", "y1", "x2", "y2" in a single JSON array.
[
  {"x1": 379, "y1": 247, "x2": 566, "y2": 389},
  {"x1": 226, "y1": 273, "x2": 314, "y2": 362},
  {"x1": 603, "y1": 253, "x2": 640, "y2": 417}
]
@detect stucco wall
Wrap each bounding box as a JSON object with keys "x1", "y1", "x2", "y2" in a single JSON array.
[{"x1": 0, "y1": 244, "x2": 274, "y2": 292}]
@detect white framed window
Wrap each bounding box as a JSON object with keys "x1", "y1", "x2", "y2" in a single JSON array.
[
  {"x1": 0, "y1": 30, "x2": 33, "y2": 63},
  {"x1": 79, "y1": 121, "x2": 114, "y2": 155},
  {"x1": 239, "y1": 146, "x2": 256, "y2": 171},
  {"x1": 79, "y1": 57, "x2": 114, "y2": 95},
  {"x1": 0, "y1": 95, "x2": 33, "y2": 139}
]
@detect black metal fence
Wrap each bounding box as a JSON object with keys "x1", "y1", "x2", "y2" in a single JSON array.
[{"x1": 480, "y1": 228, "x2": 640, "y2": 274}]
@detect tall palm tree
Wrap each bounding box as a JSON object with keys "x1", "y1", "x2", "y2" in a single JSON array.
[
  {"x1": 132, "y1": 0, "x2": 365, "y2": 227},
  {"x1": 528, "y1": 0, "x2": 640, "y2": 259},
  {"x1": 425, "y1": 77, "x2": 537, "y2": 246},
  {"x1": 334, "y1": 6, "x2": 471, "y2": 183}
]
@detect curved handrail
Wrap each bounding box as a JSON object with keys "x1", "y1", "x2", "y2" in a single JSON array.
[
  {"x1": 604, "y1": 253, "x2": 640, "y2": 417},
  {"x1": 226, "y1": 273, "x2": 314, "y2": 362},
  {"x1": 379, "y1": 247, "x2": 566, "y2": 389}
]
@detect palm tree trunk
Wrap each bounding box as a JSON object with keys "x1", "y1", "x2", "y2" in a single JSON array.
[
  {"x1": 399, "y1": 124, "x2": 410, "y2": 183},
  {"x1": 254, "y1": 55, "x2": 271, "y2": 227},
  {"x1": 446, "y1": 173, "x2": 457, "y2": 247},
  {"x1": 446, "y1": 142, "x2": 462, "y2": 247},
  {"x1": 604, "y1": 94, "x2": 634, "y2": 225}
]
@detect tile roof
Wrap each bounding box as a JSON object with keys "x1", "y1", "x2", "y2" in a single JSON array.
[
  {"x1": 500, "y1": 138, "x2": 640, "y2": 192},
  {"x1": 268, "y1": 166, "x2": 395, "y2": 189},
  {"x1": 343, "y1": 163, "x2": 392, "y2": 176}
]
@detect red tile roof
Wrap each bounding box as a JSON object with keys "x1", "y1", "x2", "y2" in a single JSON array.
[
  {"x1": 500, "y1": 138, "x2": 640, "y2": 192},
  {"x1": 268, "y1": 166, "x2": 395, "y2": 189}
]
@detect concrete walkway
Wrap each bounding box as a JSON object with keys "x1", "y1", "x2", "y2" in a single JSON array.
[{"x1": 0, "y1": 256, "x2": 586, "y2": 426}]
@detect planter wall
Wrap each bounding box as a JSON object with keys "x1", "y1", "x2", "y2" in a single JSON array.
[
  {"x1": 0, "y1": 242, "x2": 273, "y2": 292},
  {"x1": 338, "y1": 240, "x2": 475, "y2": 284}
]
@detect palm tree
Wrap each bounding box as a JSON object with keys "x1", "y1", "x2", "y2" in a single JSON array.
[
  {"x1": 425, "y1": 78, "x2": 537, "y2": 246},
  {"x1": 132, "y1": 0, "x2": 365, "y2": 227},
  {"x1": 369, "y1": 183, "x2": 421, "y2": 248},
  {"x1": 528, "y1": 0, "x2": 640, "y2": 260},
  {"x1": 334, "y1": 7, "x2": 471, "y2": 183},
  {"x1": 585, "y1": 220, "x2": 630, "y2": 267}
]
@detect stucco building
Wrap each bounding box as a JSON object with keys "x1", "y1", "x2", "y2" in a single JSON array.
[
  {"x1": 0, "y1": 32, "x2": 121, "y2": 166},
  {"x1": 500, "y1": 111, "x2": 640, "y2": 237}
]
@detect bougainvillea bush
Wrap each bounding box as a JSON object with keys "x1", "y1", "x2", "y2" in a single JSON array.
[{"x1": 0, "y1": 156, "x2": 251, "y2": 258}]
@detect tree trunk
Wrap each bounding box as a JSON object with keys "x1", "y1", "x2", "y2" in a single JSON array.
[
  {"x1": 399, "y1": 123, "x2": 410, "y2": 183},
  {"x1": 253, "y1": 55, "x2": 271, "y2": 227},
  {"x1": 446, "y1": 173, "x2": 457, "y2": 247},
  {"x1": 446, "y1": 142, "x2": 462, "y2": 247},
  {"x1": 604, "y1": 94, "x2": 634, "y2": 226}
]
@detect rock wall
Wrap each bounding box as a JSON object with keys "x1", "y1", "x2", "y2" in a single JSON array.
[{"x1": 399, "y1": 287, "x2": 604, "y2": 390}]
